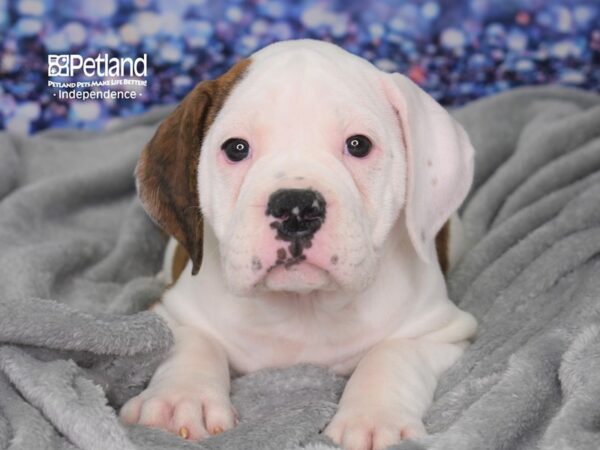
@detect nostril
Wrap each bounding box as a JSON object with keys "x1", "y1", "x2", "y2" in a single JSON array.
[
  {"x1": 272, "y1": 210, "x2": 289, "y2": 221},
  {"x1": 303, "y1": 201, "x2": 326, "y2": 224},
  {"x1": 302, "y1": 200, "x2": 325, "y2": 221},
  {"x1": 269, "y1": 203, "x2": 289, "y2": 220}
]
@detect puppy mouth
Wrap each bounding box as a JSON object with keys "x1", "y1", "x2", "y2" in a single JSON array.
[
  {"x1": 249, "y1": 243, "x2": 336, "y2": 294},
  {"x1": 259, "y1": 260, "x2": 336, "y2": 294}
]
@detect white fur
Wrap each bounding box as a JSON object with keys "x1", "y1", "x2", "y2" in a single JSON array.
[{"x1": 121, "y1": 40, "x2": 477, "y2": 450}]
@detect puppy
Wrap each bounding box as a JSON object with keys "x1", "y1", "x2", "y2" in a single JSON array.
[{"x1": 120, "y1": 39, "x2": 477, "y2": 450}]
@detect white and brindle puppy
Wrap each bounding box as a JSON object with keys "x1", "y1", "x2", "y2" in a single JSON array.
[{"x1": 120, "y1": 39, "x2": 477, "y2": 450}]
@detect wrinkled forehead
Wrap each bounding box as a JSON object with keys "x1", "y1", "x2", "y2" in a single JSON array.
[{"x1": 215, "y1": 41, "x2": 390, "y2": 135}]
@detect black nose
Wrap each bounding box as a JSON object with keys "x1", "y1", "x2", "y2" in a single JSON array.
[{"x1": 266, "y1": 189, "x2": 326, "y2": 239}]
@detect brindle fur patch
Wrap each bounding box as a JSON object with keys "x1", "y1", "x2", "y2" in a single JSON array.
[
  {"x1": 435, "y1": 220, "x2": 450, "y2": 275},
  {"x1": 171, "y1": 241, "x2": 194, "y2": 285}
]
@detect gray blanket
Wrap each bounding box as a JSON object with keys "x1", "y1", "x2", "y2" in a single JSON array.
[{"x1": 1, "y1": 86, "x2": 599, "y2": 450}]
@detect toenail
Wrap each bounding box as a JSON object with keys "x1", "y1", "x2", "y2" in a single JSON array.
[{"x1": 179, "y1": 426, "x2": 189, "y2": 439}]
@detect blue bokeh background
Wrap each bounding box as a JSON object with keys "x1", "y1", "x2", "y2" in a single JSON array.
[{"x1": 0, "y1": 0, "x2": 598, "y2": 134}]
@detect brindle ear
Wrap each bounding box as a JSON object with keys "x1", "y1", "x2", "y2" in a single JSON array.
[{"x1": 135, "y1": 59, "x2": 250, "y2": 275}]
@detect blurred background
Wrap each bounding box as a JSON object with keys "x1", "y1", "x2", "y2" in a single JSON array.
[{"x1": 0, "y1": 0, "x2": 598, "y2": 134}]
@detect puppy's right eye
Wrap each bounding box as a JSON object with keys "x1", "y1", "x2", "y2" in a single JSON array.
[
  {"x1": 345, "y1": 134, "x2": 372, "y2": 158},
  {"x1": 221, "y1": 138, "x2": 250, "y2": 162}
]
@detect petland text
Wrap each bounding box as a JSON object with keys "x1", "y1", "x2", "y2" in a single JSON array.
[{"x1": 48, "y1": 54, "x2": 147, "y2": 77}]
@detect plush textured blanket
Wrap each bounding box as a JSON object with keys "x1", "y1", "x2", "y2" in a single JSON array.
[{"x1": 0, "y1": 87, "x2": 599, "y2": 450}]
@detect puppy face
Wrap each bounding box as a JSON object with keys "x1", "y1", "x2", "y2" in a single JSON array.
[
  {"x1": 136, "y1": 40, "x2": 474, "y2": 296},
  {"x1": 199, "y1": 45, "x2": 405, "y2": 294}
]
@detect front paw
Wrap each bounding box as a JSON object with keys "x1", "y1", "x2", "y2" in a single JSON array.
[
  {"x1": 324, "y1": 406, "x2": 426, "y2": 450},
  {"x1": 120, "y1": 384, "x2": 237, "y2": 440}
]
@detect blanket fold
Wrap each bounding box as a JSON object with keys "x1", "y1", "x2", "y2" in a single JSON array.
[{"x1": 0, "y1": 87, "x2": 599, "y2": 450}]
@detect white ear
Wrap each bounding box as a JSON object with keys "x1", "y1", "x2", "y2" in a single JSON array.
[{"x1": 383, "y1": 73, "x2": 474, "y2": 263}]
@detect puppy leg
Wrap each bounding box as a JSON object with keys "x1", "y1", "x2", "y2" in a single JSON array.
[
  {"x1": 120, "y1": 326, "x2": 236, "y2": 440},
  {"x1": 325, "y1": 339, "x2": 466, "y2": 450}
]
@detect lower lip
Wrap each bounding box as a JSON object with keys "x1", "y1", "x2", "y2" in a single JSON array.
[{"x1": 262, "y1": 261, "x2": 332, "y2": 292}]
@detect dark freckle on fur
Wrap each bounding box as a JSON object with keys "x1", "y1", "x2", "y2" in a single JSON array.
[
  {"x1": 275, "y1": 171, "x2": 286, "y2": 179},
  {"x1": 331, "y1": 255, "x2": 338, "y2": 265},
  {"x1": 295, "y1": 176, "x2": 304, "y2": 180},
  {"x1": 427, "y1": 159, "x2": 433, "y2": 167},
  {"x1": 277, "y1": 248, "x2": 286, "y2": 260},
  {"x1": 251, "y1": 256, "x2": 262, "y2": 272}
]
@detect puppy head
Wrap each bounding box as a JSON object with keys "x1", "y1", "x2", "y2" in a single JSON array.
[{"x1": 137, "y1": 40, "x2": 474, "y2": 295}]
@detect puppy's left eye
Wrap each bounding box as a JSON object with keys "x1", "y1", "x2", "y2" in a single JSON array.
[
  {"x1": 222, "y1": 138, "x2": 250, "y2": 162},
  {"x1": 345, "y1": 135, "x2": 372, "y2": 158}
]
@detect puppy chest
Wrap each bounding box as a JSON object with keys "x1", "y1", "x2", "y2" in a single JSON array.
[{"x1": 220, "y1": 311, "x2": 389, "y2": 375}]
